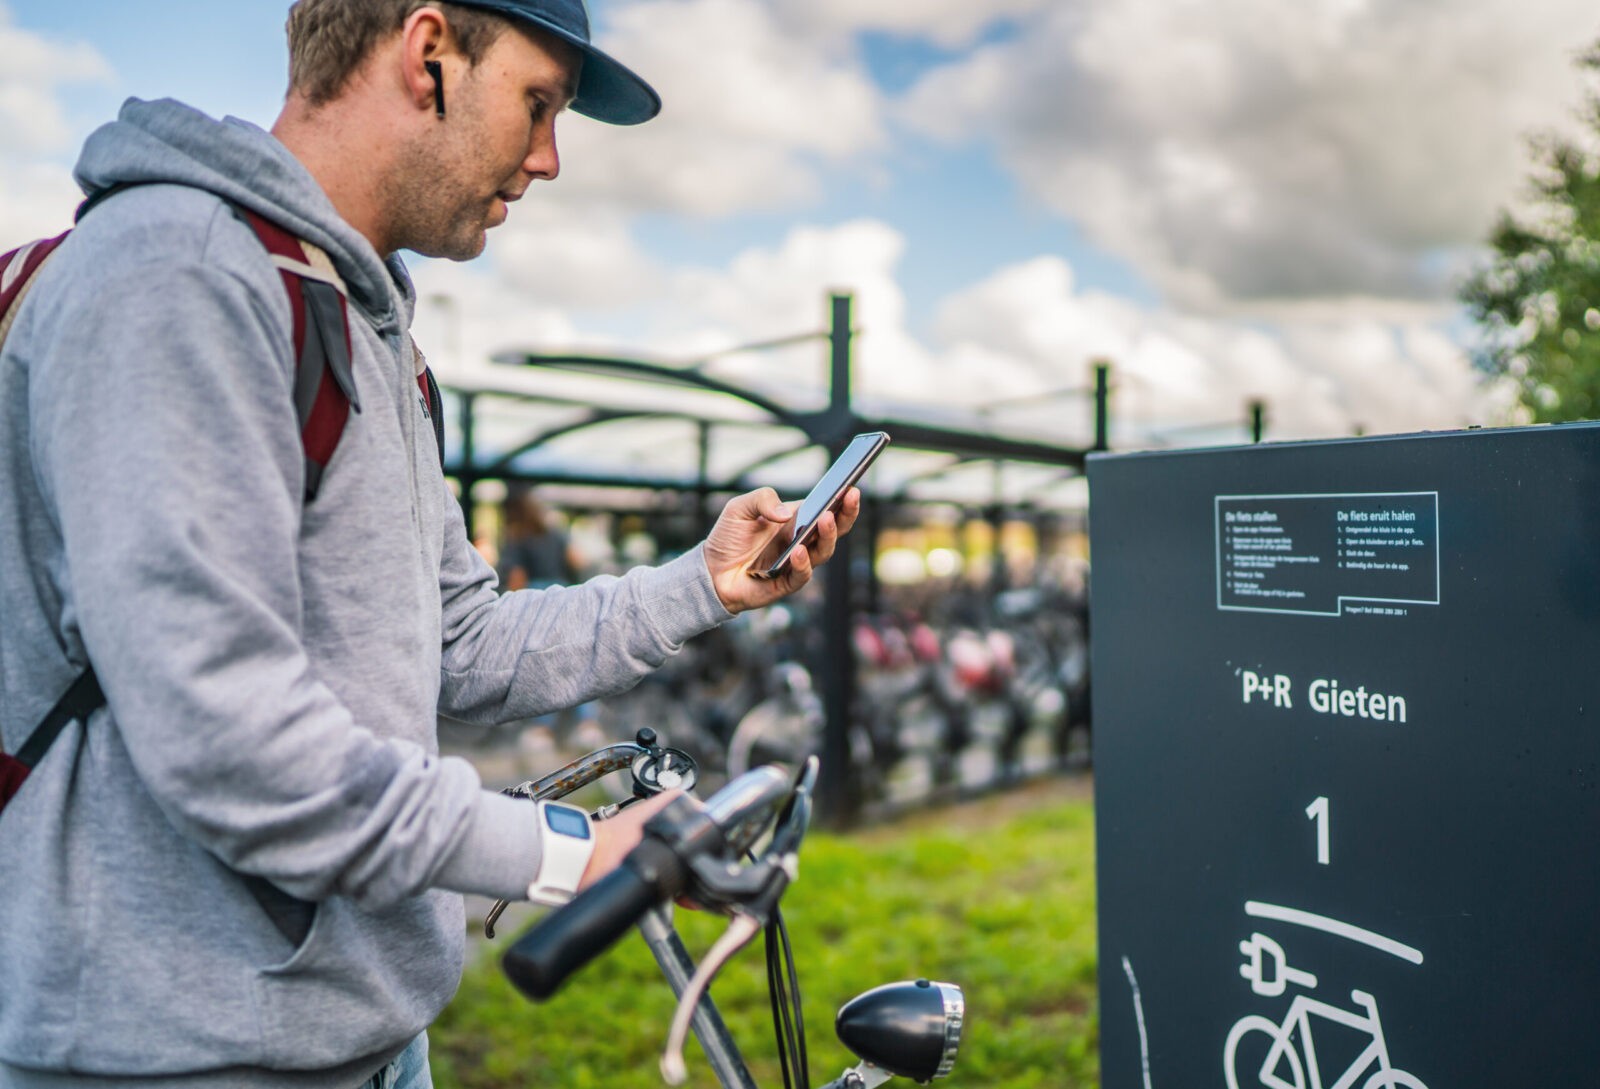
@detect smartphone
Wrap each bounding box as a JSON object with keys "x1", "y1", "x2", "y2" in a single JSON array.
[{"x1": 755, "y1": 431, "x2": 890, "y2": 580}]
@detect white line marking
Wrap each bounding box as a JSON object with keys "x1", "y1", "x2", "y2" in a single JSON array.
[
  {"x1": 1246, "y1": 901, "x2": 1424, "y2": 965},
  {"x1": 1121, "y1": 956, "x2": 1153, "y2": 1089},
  {"x1": 268, "y1": 254, "x2": 349, "y2": 296},
  {"x1": 1, "y1": 240, "x2": 40, "y2": 295}
]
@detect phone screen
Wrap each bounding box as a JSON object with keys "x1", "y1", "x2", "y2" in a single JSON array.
[{"x1": 759, "y1": 431, "x2": 889, "y2": 579}]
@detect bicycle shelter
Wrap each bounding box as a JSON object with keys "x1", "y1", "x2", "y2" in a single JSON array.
[{"x1": 436, "y1": 294, "x2": 1100, "y2": 824}]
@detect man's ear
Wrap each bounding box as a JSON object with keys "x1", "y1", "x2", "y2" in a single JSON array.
[{"x1": 399, "y1": 5, "x2": 453, "y2": 117}]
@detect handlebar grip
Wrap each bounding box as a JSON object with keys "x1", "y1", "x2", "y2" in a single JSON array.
[{"x1": 501, "y1": 838, "x2": 688, "y2": 1001}]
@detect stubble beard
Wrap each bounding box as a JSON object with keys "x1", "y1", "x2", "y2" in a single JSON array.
[{"x1": 385, "y1": 130, "x2": 496, "y2": 261}]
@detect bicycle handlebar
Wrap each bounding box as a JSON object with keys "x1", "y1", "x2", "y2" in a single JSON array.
[
  {"x1": 498, "y1": 757, "x2": 966, "y2": 1088},
  {"x1": 501, "y1": 765, "x2": 798, "y2": 1002},
  {"x1": 502, "y1": 837, "x2": 688, "y2": 1000}
]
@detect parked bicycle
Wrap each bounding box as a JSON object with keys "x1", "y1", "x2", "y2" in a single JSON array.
[
  {"x1": 486, "y1": 730, "x2": 967, "y2": 1089},
  {"x1": 591, "y1": 605, "x2": 818, "y2": 791},
  {"x1": 991, "y1": 583, "x2": 1091, "y2": 770},
  {"x1": 588, "y1": 567, "x2": 1094, "y2": 810}
]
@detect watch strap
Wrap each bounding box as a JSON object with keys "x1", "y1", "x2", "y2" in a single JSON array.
[{"x1": 526, "y1": 800, "x2": 597, "y2": 907}]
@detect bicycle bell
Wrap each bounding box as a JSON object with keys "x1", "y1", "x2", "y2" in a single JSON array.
[
  {"x1": 630, "y1": 727, "x2": 698, "y2": 796},
  {"x1": 835, "y1": 979, "x2": 964, "y2": 1083}
]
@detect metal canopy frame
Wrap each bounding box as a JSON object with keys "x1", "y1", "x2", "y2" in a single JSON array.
[{"x1": 439, "y1": 293, "x2": 1108, "y2": 825}]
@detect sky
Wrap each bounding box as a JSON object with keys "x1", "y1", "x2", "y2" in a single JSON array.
[{"x1": 4, "y1": 0, "x2": 1600, "y2": 488}]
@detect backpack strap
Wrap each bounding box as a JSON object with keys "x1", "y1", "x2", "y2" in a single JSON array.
[
  {"x1": 0, "y1": 666, "x2": 103, "y2": 814},
  {"x1": 413, "y1": 338, "x2": 446, "y2": 471},
  {"x1": 0, "y1": 232, "x2": 71, "y2": 348},
  {"x1": 233, "y1": 207, "x2": 361, "y2": 504}
]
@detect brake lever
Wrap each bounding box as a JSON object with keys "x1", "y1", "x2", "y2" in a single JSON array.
[
  {"x1": 659, "y1": 822, "x2": 802, "y2": 1085},
  {"x1": 660, "y1": 911, "x2": 764, "y2": 1086}
]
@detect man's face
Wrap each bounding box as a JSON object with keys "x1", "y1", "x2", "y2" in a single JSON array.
[{"x1": 392, "y1": 24, "x2": 580, "y2": 260}]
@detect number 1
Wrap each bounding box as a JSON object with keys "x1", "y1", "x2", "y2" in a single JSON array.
[{"x1": 1306, "y1": 796, "x2": 1329, "y2": 865}]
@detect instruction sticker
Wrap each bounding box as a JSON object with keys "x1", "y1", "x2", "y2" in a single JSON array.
[{"x1": 1216, "y1": 492, "x2": 1439, "y2": 617}]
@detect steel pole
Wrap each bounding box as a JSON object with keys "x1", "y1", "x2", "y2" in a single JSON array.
[
  {"x1": 819, "y1": 293, "x2": 860, "y2": 827},
  {"x1": 1093, "y1": 361, "x2": 1110, "y2": 452}
]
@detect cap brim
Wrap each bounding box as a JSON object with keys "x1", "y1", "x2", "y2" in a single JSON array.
[
  {"x1": 476, "y1": 6, "x2": 661, "y2": 125},
  {"x1": 565, "y1": 37, "x2": 661, "y2": 125}
]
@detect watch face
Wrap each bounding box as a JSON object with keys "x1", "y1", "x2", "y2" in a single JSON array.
[{"x1": 544, "y1": 803, "x2": 592, "y2": 840}]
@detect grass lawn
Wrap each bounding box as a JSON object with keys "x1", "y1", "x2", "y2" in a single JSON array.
[{"x1": 431, "y1": 774, "x2": 1099, "y2": 1088}]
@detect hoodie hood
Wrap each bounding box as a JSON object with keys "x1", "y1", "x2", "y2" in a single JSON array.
[{"x1": 73, "y1": 98, "x2": 412, "y2": 334}]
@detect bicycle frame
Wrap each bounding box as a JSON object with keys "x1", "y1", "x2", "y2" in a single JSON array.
[{"x1": 637, "y1": 906, "x2": 760, "y2": 1089}]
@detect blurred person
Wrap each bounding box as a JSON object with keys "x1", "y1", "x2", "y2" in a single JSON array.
[
  {"x1": 0, "y1": 2, "x2": 860, "y2": 1087},
  {"x1": 496, "y1": 485, "x2": 588, "y2": 744},
  {"x1": 497, "y1": 483, "x2": 579, "y2": 590}
]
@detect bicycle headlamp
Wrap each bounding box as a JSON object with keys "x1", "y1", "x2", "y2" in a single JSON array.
[{"x1": 835, "y1": 979, "x2": 965, "y2": 1082}]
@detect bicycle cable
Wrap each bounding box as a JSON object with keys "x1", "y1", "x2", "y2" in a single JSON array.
[{"x1": 765, "y1": 905, "x2": 808, "y2": 1089}]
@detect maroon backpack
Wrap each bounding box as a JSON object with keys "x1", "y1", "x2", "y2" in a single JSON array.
[{"x1": 0, "y1": 192, "x2": 445, "y2": 815}]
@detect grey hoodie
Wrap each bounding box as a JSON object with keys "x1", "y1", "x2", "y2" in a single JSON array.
[{"x1": 0, "y1": 99, "x2": 730, "y2": 1086}]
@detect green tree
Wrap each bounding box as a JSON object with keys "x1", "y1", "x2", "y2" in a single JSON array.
[{"x1": 1461, "y1": 47, "x2": 1600, "y2": 423}]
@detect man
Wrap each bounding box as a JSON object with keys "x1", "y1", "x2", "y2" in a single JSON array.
[{"x1": 0, "y1": 2, "x2": 858, "y2": 1086}]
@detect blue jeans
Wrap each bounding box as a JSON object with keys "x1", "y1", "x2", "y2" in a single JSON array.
[{"x1": 358, "y1": 1033, "x2": 431, "y2": 1089}]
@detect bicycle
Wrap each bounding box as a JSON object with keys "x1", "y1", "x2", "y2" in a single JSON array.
[
  {"x1": 724, "y1": 660, "x2": 827, "y2": 777},
  {"x1": 591, "y1": 606, "x2": 818, "y2": 796},
  {"x1": 484, "y1": 730, "x2": 967, "y2": 1089},
  {"x1": 722, "y1": 610, "x2": 965, "y2": 803}
]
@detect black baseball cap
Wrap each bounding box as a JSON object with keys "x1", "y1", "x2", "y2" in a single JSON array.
[{"x1": 445, "y1": 0, "x2": 660, "y2": 125}]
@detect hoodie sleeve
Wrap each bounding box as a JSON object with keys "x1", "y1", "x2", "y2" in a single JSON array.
[
  {"x1": 28, "y1": 236, "x2": 511, "y2": 908},
  {"x1": 433, "y1": 490, "x2": 733, "y2": 725}
]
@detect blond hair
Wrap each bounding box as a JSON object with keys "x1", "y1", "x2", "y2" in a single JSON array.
[{"x1": 286, "y1": 0, "x2": 508, "y2": 106}]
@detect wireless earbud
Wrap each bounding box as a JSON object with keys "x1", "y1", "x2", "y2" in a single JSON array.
[{"x1": 424, "y1": 60, "x2": 445, "y2": 119}]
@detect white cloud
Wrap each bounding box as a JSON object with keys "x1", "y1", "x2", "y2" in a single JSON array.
[
  {"x1": 925, "y1": 254, "x2": 1511, "y2": 447},
  {"x1": 0, "y1": 3, "x2": 110, "y2": 155},
  {"x1": 0, "y1": 0, "x2": 1528, "y2": 492},
  {"x1": 0, "y1": 5, "x2": 111, "y2": 250},
  {"x1": 433, "y1": 219, "x2": 921, "y2": 389},
  {"x1": 409, "y1": 257, "x2": 581, "y2": 382},
  {"x1": 898, "y1": 0, "x2": 1600, "y2": 309},
  {"x1": 485, "y1": 201, "x2": 664, "y2": 310},
  {"x1": 934, "y1": 257, "x2": 1135, "y2": 373},
  {"x1": 661, "y1": 219, "x2": 953, "y2": 411},
  {"x1": 671, "y1": 219, "x2": 906, "y2": 344},
  {"x1": 547, "y1": 0, "x2": 885, "y2": 217},
  {"x1": 0, "y1": 160, "x2": 82, "y2": 252}
]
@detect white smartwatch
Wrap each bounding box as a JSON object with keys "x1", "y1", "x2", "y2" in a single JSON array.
[{"x1": 526, "y1": 801, "x2": 597, "y2": 907}]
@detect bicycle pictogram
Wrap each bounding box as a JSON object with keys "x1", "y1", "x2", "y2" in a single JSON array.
[{"x1": 1224, "y1": 931, "x2": 1428, "y2": 1089}]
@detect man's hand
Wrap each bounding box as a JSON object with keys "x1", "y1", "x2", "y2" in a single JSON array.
[
  {"x1": 580, "y1": 791, "x2": 719, "y2": 914},
  {"x1": 701, "y1": 486, "x2": 861, "y2": 614},
  {"x1": 578, "y1": 790, "x2": 686, "y2": 890}
]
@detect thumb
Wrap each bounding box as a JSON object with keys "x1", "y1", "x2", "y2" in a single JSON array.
[
  {"x1": 725, "y1": 487, "x2": 793, "y2": 525},
  {"x1": 580, "y1": 790, "x2": 685, "y2": 889},
  {"x1": 626, "y1": 789, "x2": 683, "y2": 821}
]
